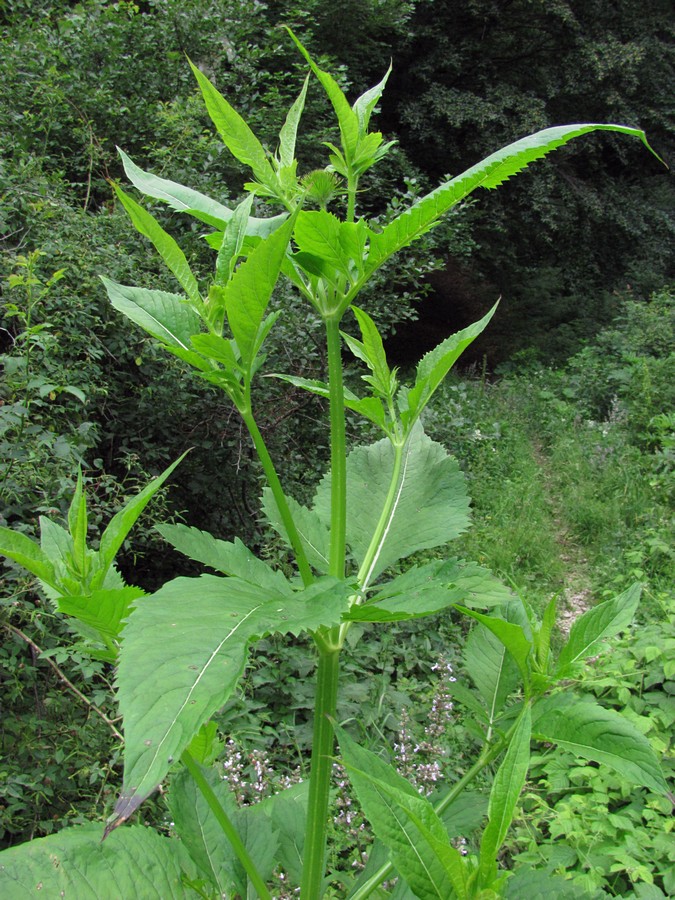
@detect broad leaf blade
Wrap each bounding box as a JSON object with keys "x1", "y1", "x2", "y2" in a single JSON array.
[
  {"x1": 112, "y1": 575, "x2": 350, "y2": 824},
  {"x1": 102, "y1": 278, "x2": 208, "y2": 369},
  {"x1": 479, "y1": 704, "x2": 532, "y2": 884},
  {"x1": 556, "y1": 583, "x2": 641, "y2": 677},
  {"x1": 0, "y1": 527, "x2": 57, "y2": 587},
  {"x1": 533, "y1": 694, "x2": 668, "y2": 794},
  {"x1": 261, "y1": 488, "x2": 331, "y2": 574},
  {"x1": 336, "y1": 725, "x2": 469, "y2": 899},
  {"x1": 457, "y1": 606, "x2": 532, "y2": 690},
  {"x1": 0, "y1": 824, "x2": 195, "y2": 899},
  {"x1": 215, "y1": 193, "x2": 255, "y2": 286},
  {"x1": 464, "y1": 620, "x2": 520, "y2": 727},
  {"x1": 114, "y1": 185, "x2": 201, "y2": 307},
  {"x1": 315, "y1": 424, "x2": 470, "y2": 582},
  {"x1": 96, "y1": 453, "x2": 187, "y2": 583}
]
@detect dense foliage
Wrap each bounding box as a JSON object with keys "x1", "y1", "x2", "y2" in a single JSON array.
[{"x1": 0, "y1": 1, "x2": 672, "y2": 895}]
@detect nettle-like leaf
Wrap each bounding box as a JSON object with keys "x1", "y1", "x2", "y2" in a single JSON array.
[
  {"x1": 0, "y1": 824, "x2": 195, "y2": 899},
  {"x1": 353, "y1": 124, "x2": 660, "y2": 298},
  {"x1": 555, "y1": 582, "x2": 641, "y2": 678},
  {"x1": 532, "y1": 693, "x2": 668, "y2": 794},
  {"x1": 261, "y1": 488, "x2": 331, "y2": 574},
  {"x1": 102, "y1": 278, "x2": 210, "y2": 371},
  {"x1": 336, "y1": 725, "x2": 469, "y2": 900},
  {"x1": 57, "y1": 586, "x2": 145, "y2": 642},
  {"x1": 119, "y1": 147, "x2": 288, "y2": 237},
  {"x1": 314, "y1": 424, "x2": 470, "y2": 583},
  {"x1": 111, "y1": 574, "x2": 351, "y2": 826},
  {"x1": 0, "y1": 527, "x2": 57, "y2": 587},
  {"x1": 345, "y1": 558, "x2": 511, "y2": 622},
  {"x1": 457, "y1": 606, "x2": 532, "y2": 693}
]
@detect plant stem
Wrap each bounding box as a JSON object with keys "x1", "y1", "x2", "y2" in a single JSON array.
[
  {"x1": 181, "y1": 749, "x2": 272, "y2": 900},
  {"x1": 241, "y1": 408, "x2": 313, "y2": 587},
  {"x1": 325, "y1": 315, "x2": 347, "y2": 580},
  {"x1": 300, "y1": 646, "x2": 341, "y2": 900}
]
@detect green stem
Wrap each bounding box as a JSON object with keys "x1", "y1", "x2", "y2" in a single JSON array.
[
  {"x1": 300, "y1": 646, "x2": 341, "y2": 900},
  {"x1": 181, "y1": 749, "x2": 272, "y2": 900},
  {"x1": 348, "y1": 740, "x2": 508, "y2": 900},
  {"x1": 241, "y1": 407, "x2": 313, "y2": 587},
  {"x1": 325, "y1": 316, "x2": 347, "y2": 580},
  {"x1": 357, "y1": 441, "x2": 404, "y2": 590}
]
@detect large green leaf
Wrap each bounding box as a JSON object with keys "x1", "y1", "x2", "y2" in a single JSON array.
[
  {"x1": 346, "y1": 558, "x2": 511, "y2": 622},
  {"x1": 114, "y1": 185, "x2": 201, "y2": 307},
  {"x1": 157, "y1": 524, "x2": 292, "y2": 594},
  {"x1": 0, "y1": 526, "x2": 56, "y2": 587},
  {"x1": 532, "y1": 694, "x2": 668, "y2": 794},
  {"x1": 555, "y1": 583, "x2": 641, "y2": 677},
  {"x1": 479, "y1": 704, "x2": 532, "y2": 885},
  {"x1": 336, "y1": 725, "x2": 469, "y2": 899},
  {"x1": 356, "y1": 124, "x2": 659, "y2": 295},
  {"x1": 463, "y1": 619, "x2": 520, "y2": 729},
  {"x1": 457, "y1": 606, "x2": 532, "y2": 690},
  {"x1": 314, "y1": 424, "x2": 470, "y2": 581},
  {"x1": 102, "y1": 278, "x2": 209, "y2": 370},
  {"x1": 112, "y1": 575, "x2": 351, "y2": 825},
  {"x1": 0, "y1": 824, "x2": 195, "y2": 899},
  {"x1": 57, "y1": 586, "x2": 145, "y2": 641}
]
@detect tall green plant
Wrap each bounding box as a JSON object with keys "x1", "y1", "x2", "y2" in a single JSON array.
[{"x1": 0, "y1": 32, "x2": 667, "y2": 899}]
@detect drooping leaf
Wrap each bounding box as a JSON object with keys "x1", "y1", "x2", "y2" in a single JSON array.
[
  {"x1": 57, "y1": 586, "x2": 145, "y2": 641},
  {"x1": 555, "y1": 583, "x2": 641, "y2": 677},
  {"x1": 532, "y1": 694, "x2": 668, "y2": 794},
  {"x1": 112, "y1": 575, "x2": 351, "y2": 825},
  {"x1": 336, "y1": 725, "x2": 469, "y2": 899},
  {"x1": 315, "y1": 424, "x2": 470, "y2": 583},
  {"x1": 261, "y1": 488, "x2": 331, "y2": 574},
  {"x1": 188, "y1": 59, "x2": 278, "y2": 192},
  {"x1": 102, "y1": 278, "x2": 209, "y2": 370},
  {"x1": 0, "y1": 527, "x2": 57, "y2": 587},
  {"x1": 0, "y1": 824, "x2": 195, "y2": 899},
  {"x1": 358, "y1": 125, "x2": 661, "y2": 292},
  {"x1": 95, "y1": 453, "x2": 187, "y2": 587},
  {"x1": 346, "y1": 558, "x2": 511, "y2": 622},
  {"x1": 156, "y1": 524, "x2": 292, "y2": 594},
  {"x1": 457, "y1": 606, "x2": 532, "y2": 691},
  {"x1": 272, "y1": 373, "x2": 388, "y2": 431},
  {"x1": 113, "y1": 185, "x2": 201, "y2": 307},
  {"x1": 463, "y1": 605, "x2": 524, "y2": 726},
  {"x1": 479, "y1": 704, "x2": 532, "y2": 885}
]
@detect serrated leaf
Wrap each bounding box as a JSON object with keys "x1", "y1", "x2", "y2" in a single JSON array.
[
  {"x1": 347, "y1": 558, "x2": 511, "y2": 622},
  {"x1": 463, "y1": 606, "x2": 524, "y2": 725},
  {"x1": 336, "y1": 725, "x2": 469, "y2": 899},
  {"x1": 261, "y1": 488, "x2": 331, "y2": 573},
  {"x1": 0, "y1": 824, "x2": 195, "y2": 899},
  {"x1": 344, "y1": 305, "x2": 395, "y2": 399},
  {"x1": 156, "y1": 523, "x2": 292, "y2": 594},
  {"x1": 0, "y1": 526, "x2": 57, "y2": 587},
  {"x1": 189, "y1": 60, "x2": 278, "y2": 191},
  {"x1": 57, "y1": 586, "x2": 145, "y2": 641},
  {"x1": 314, "y1": 424, "x2": 470, "y2": 583},
  {"x1": 114, "y1": 185, "x2": 201, "y2": 307},
  {"x1": 556, "y1": 583, "x2": 641, "y2": 677},
  {"x1": 112, "y1": 574, "x2": 351, "y2": 825},
  {"x1": 273, "y1": 373, "x2": 387, "y2": 430},
  {"x1": 479, "y1": 704, "x2": 531, "y2": 884},
  {"x1": 96, "y1": 453, "x2": 187, "y2": 586},
  {"x1": 532, "y1": 694, "x2": 668, "y2": 794},
  {"x1": 358, "y1": 124, "x2": 660, "y2": 292},
  {"x1": 102, "y1": 278, "x2": 209, "y2": 370}
]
